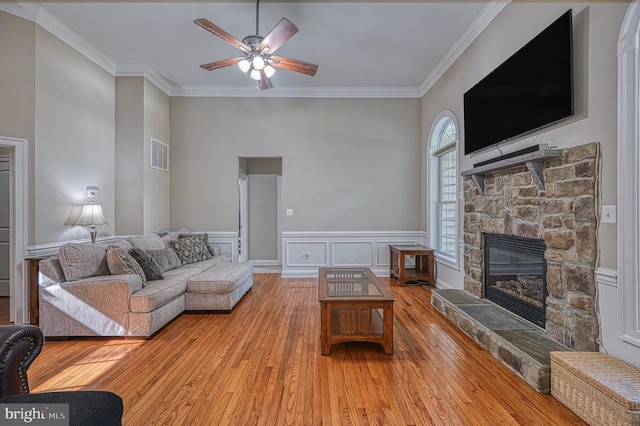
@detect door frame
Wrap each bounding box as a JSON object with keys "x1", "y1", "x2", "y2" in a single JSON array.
[
  {"x1": 0, "y1": 136, "x2": 28, "y2": 325},
  {"x1": 239, "y1": 173, "x2": 248, "y2": 263}
]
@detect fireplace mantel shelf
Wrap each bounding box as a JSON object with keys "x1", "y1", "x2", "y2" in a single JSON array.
[{"x1": 461, "y1": 148, "x2": 564, "y2": 196}]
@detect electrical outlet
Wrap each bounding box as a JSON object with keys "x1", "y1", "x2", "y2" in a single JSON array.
[{"x1": 602, "y1": 205, "x2": 616, "y2": 224}]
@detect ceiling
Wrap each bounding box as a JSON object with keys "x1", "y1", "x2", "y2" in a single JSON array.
[{"x1": 24, "y1": 1, "x2": 504, "y2": 97}]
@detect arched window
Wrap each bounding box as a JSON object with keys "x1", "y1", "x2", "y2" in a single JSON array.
[{"x1": 429, "y1": 111, "x2": 458, "y2": 263}]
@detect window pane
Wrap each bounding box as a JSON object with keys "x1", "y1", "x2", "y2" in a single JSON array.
[{"x1": 431, "y1": 114, "x2": 458, "y2": 260}]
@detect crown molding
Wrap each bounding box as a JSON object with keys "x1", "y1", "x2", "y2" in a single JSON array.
[
  {"x1": 171, "y1": 85, "x2": 420, "y2": 99},
  {"x1": 0, "y1": 1, "x2": 38, "y2": 21},
  {"x1": 0, "y1": 2, "x2": 117, "y2": 75},
  {"x1": 418, "y1": 1, "x2": 509, "y2": 97},
  {"x1": 2, "y1": 1, "x2": 501, "y2": 100},
  {"x1": 116, "y1": 64, "x2": 173, "y2": 96}
]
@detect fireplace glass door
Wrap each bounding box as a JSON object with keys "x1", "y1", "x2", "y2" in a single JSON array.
[{"x1": 483, "y1": 233, "x2": 547, "y2": 327}]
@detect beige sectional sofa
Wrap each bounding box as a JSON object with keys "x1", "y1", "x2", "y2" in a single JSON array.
[{"x1": 38, "y1": 232, "x2": 253, "y2": 338}]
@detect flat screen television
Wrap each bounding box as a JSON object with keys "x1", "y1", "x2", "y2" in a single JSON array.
[{"x1": 463, "y1": 10, "x2": 574, "y2": 155}]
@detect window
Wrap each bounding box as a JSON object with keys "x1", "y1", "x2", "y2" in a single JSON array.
[{"x1": 429, "y1": 112, "x2": 458, "y2": 264}]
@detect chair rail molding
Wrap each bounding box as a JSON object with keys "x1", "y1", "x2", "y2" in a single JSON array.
[
  {"x1": 27, "y1": 231, "x2": 239, "y2": 262},
  {"x1": 282, "y1": 230, "x2": 427, "y2": 277}
]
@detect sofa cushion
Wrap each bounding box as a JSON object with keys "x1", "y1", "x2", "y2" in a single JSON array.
[
  {"x1": 129, "y1": 248, "x2": 164, "y2": 281},
  {"x1": 160, "y1": 229, "x2": 192, "y2": 248},
  {"x1": 106, "y1": 247, "x2": 146, "y2": 283},
  {"x1": 127, "y1": 234, "x2": 165, "y2": 251},
  {"x1": 59, "y1": 243, "x2": 109, "y2": 282},
  {"x1": 186, "y1": 263, "x2": 254, "y2": 294},
  {"x1": 146, "y1": 248, "x2": 181, "y2": 272},
  {"x1": 103, "y1": 239, "x2": 133, "y2": 251},
  {"x1": 170, "y1": 235, "x2": 212, "y2": 265},
  {"x1": 128, "y1": 270, "x2": 194, "y2": 313},
  {"x1": 178, "y1": 254, "x2": 231, "y2": 271}
]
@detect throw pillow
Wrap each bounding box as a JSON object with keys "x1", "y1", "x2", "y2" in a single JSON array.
[
  {"x1": 105, "y1": 247, "x2": 146, "y2": 284},
  {"x1": 179, "y1": 233, "x2": 216, "y2": 257},
  {"x1": 171, "y1": 235, "x2": 213, "y2": 265},
  {"x1": 59, "y1": 243, "x2": 110, "y2": 282},
  {"x1": 146, "y1": 248, "x2": 182, "y2": 272},
  {"x1": 129, "y1": 248, "x2": 165, "y2": 281}
]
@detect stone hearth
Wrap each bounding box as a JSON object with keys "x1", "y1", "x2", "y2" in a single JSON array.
[{"x1": 431, "y1": 289, "x2": 570, "y2": 393}]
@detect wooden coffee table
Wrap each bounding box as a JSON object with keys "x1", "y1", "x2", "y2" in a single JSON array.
[{"x1": 318, "y1": 267, "x2": 395, "y2": 355}]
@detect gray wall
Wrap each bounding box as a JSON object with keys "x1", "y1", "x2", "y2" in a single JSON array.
[
  {"x1": 142, "y1": 79, "x2": 170, "y2": 234},
  {"x1": 34, "y1": 25, "x2": 115, "y2": 244},
  {"x1": 248, "y1": 174, "x2": 278, "y2": 261},
  {"x1": 421, "y1": 3, "x2": 627, "y2": 288},
  {"x1": 170, "y1": 97, "x2": 421, "y2": 233},
  {"x1": 115, "y1": 78, "x2": 171, "y2": 235},
  {"x1": 115, "y1": 77, "x2": 144, "y2": 234},
  {"x1": 0, "y1": 12, "x2": 35, "y2": 244}
]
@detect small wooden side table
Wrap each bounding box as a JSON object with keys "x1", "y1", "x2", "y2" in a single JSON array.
[{"x1": 389, "y1": 245, "x2": 435, "y2": 287}]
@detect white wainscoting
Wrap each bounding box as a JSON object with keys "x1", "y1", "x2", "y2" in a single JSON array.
[
  {"x1": 282, "y1": 231, "x2": 427, "y2": 277},
  {"x1": 27, "y1": 231, "x2": 239, "y2": 261}
]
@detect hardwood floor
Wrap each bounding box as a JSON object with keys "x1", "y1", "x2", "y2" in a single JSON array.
[{"x1": 28, "y1": 274, "x2": 584, "y2": 425}]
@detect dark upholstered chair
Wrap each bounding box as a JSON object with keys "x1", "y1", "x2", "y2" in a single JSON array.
[{"x1": 0, "y1": 325, "x2": 123, "y2": 425}]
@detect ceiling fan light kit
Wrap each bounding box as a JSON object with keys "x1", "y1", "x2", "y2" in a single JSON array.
[{"x1": 194, "y1": 0, "x2": 318, "y2": 90}]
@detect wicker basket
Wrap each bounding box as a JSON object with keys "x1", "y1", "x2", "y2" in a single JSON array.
[{"x1": 551, "y1": 352, "x2": 640, "y2": 425}]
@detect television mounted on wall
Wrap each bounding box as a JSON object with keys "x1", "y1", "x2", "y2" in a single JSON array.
[{"x1": 463, "y1": 10, "x2": 574, "y2": 156}]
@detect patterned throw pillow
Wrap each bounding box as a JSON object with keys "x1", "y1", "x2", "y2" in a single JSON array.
[
  {"x1": 105, "y1": 247, "x2": 146, "y2": 284},
  {"x1": 179, "y1": 233, "x2": 216, "y2": 257},
  {"x1": 171, "y1": 235, "x2": 213, "y2": 265},
  {"x1": 146, "y1": 248, "x2": 182, "y2": 272},
  {"x1": 129, "y1": 248, "x2": 165, "y2": 281}
]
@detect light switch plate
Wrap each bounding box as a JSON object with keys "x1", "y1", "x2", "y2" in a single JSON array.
[
  {"x1": 286, "y1": 208, "x2": 293, "y2": 216},
  {"x1": 602, "y1": 205, "x2": 616, "y2": 224}
]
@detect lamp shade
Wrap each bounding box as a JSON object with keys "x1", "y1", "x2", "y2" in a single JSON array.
[{"x1": 74, "y1": 204, "x2": 108, "y2": 226}]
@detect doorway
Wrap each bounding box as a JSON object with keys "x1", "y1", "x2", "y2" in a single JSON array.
[
  {"x1": 238, "y1": 157, "x2": 282, "y2": 267},
  {"x1": 0, "y1": 152, "x2": 10, "y2": 323},
  {"x1": 0, "y1": 136, "x2": 28, "y2": 325}
]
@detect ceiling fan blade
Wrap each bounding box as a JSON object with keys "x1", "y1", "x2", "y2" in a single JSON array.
[
  {"x1": 258, "y1": 72, "x2": 273, "y2": 90},
  {"x1": 270, "y1": 55, "x2": 318, "y2": 76},
  {"x1": 258, "y1": 18, "x2": 298, "y2": 54},
  {"x1": 194, "y1": 18, "x2": 251, "y2": 52},
  {"x1": 200, "y1": 57, "x2": 244, "y2": 71}
]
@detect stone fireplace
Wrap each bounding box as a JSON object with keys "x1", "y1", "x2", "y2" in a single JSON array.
[{"x1": 463, "y1": 143, "x2": 599, "y2": 352}]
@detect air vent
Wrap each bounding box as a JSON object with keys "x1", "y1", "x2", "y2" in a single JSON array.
[{"x1": 150, "y1": 138, "x2": 168, "y2": 171}]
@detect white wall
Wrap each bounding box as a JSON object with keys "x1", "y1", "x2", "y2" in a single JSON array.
[
  {"x1": 34, "y1": 25, "x2": 115, "y2": 244},
  {"x1": 170, "y1": 97, "x2": 421, "y2": 233}
]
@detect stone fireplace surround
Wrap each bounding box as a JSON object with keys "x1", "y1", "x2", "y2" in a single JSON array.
[{"x1": 462, "y1": 142, "x2": 599, "y2": 352}]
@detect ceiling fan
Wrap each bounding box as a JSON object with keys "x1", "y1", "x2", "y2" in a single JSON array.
[{"x1": 194, "y1": 0, "x2": 318, "y2": 90}]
